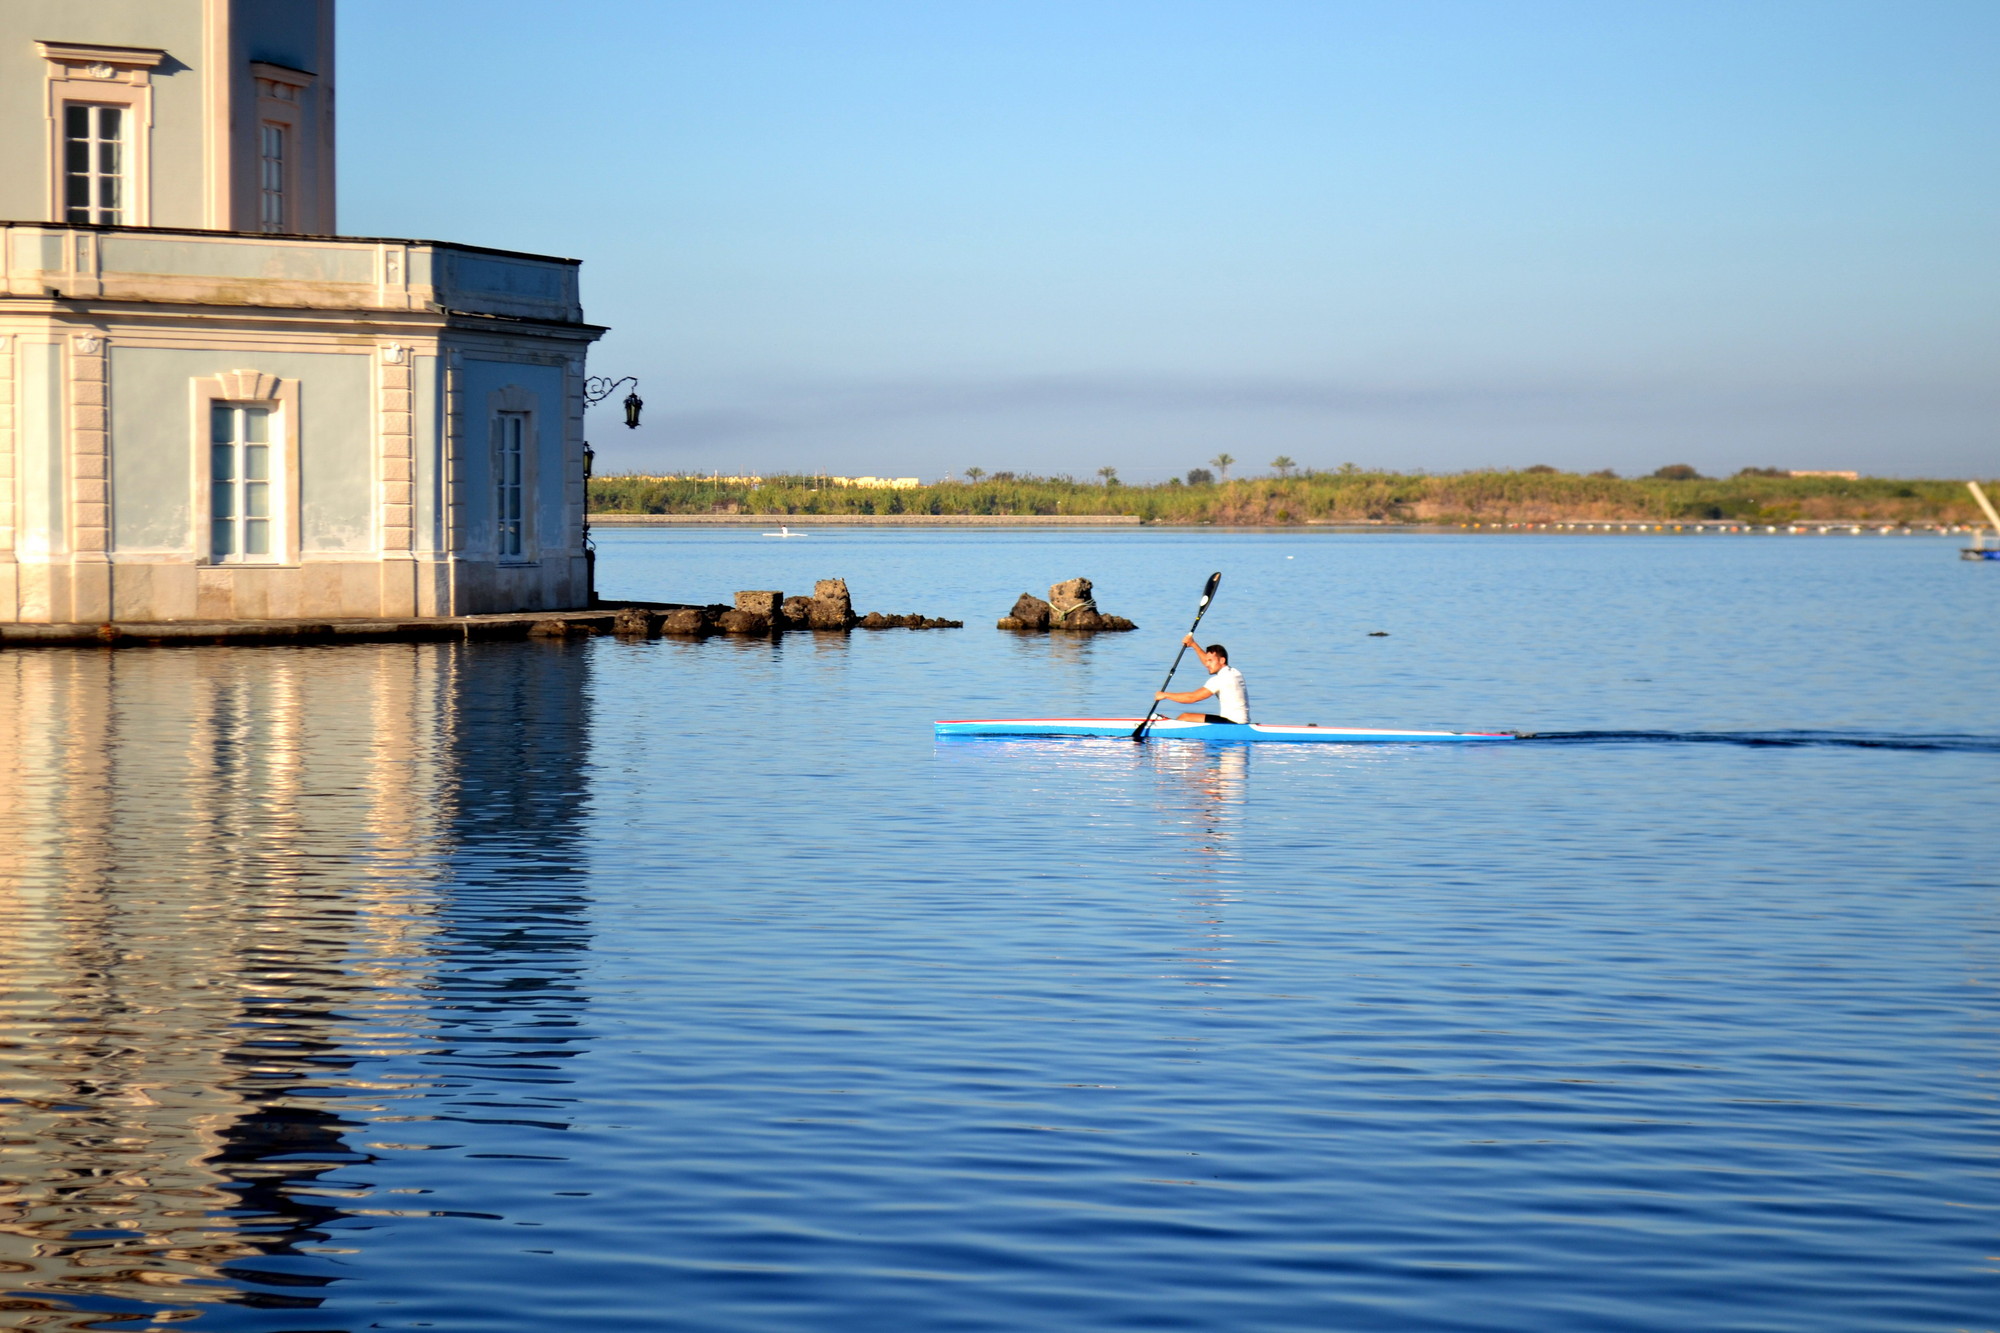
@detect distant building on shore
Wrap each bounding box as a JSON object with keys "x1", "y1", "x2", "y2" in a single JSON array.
[
  {"x1": 1, "y1": 1, "x2": 604, "y2": 624},
  {"x1": 1788, "y1": 470, "x2": 1860, "y2": 480}
]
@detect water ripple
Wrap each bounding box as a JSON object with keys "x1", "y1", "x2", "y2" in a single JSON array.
[{"x1": 2, "y1": 533, "x2": 1996, "y2": 1331}]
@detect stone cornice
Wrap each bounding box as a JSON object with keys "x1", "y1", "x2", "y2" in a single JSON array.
[{"x1": 35, "y1": 40, "x2": 169, "y2": 70}]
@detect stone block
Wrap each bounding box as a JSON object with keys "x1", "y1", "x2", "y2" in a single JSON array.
[
  {"x1": 1008, "y1": 593, "x2": 1051, "y2": 629},
  {"x1": 195, "y1": 567, "x2": 233, "y2": 619},
  {"x1": 232, "y1": 570, "x2": 270, "y2": 621},
  {"x1": 1049, "y1": 577, "x2": 1092, "y2": 611},
  {"x1": 716, "y1": 609, "x2": 772, "y2": 635},
  {"x1": 810, "y1": 577, "x2": 853, "y2": 629},
  {"x1": 735, "y1": 590, "x2": 783, "y2": 618},
  {"x1": 779, "y1": 595, "x2": 813, "y2": 627},
  {"x1": 613, "y1": 607, "x2": 660, "y2": 636},
  {"x1": 340, "y1": 562, "x2": 382, "y2": 617},
  {"x1": 1001, "y1": 579, "x2": 1132, "y2": 632},
  {"x1": 661, "y1": 607, "x2": 710, "y2": 636}
]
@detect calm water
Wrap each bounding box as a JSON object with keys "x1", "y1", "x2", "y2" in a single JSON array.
[{"x1": 2, "y1": 529, "x2": 1995, "y2": 1332}]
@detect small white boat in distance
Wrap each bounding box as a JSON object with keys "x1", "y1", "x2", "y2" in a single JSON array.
[{"x1": 762, "y1": 525, "x2": 809, "y2": 538}]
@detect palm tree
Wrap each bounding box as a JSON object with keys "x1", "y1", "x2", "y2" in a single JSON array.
[
  {"x1": 1271, "y1": 455, "x2": 1296, "y2": 478},
  {"x1": 1211, "y1": 453, "x2": 1235, "y2": 481},
  {"x1": 965, "y1": 467, "x2": 986, "y2": 482},
  {"x1": 1098, "y1": 466, "x2": 1119, "y2": 486}
]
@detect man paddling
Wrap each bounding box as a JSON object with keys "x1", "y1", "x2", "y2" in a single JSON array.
[{"x1": 1155, "y1": 637, "x2": 1250, "y2": 724}]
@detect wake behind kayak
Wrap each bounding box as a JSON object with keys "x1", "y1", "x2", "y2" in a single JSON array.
[{"x1": 934, "y1": 718, "x2": 1515, "y2": 743}]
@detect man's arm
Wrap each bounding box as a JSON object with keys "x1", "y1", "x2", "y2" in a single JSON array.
[{"x1": 1158, "y1": 634, "x2": 1214, "y2": 704}]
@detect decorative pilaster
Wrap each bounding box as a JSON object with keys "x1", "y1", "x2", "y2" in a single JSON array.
[
  {"x1": 68, "y1": 332, "x2": 111, "y2": 621},
  {"x1": 0, "y1": 334, "x2": 15, "y2": 561},
  {"x1": 565, "y1": 356, "x2": 590, "y2": 607},
  {"x1": 377, "y1": 343, "x2": 416, "y2": 616},
  {"x1": 379, "y1": 344, "x2": 414, "y2": 551},
  {"x1": 0, "y1": 332, "x2": 16, "y2": 622},
  {"x1": 564, "y1": 356, "x2": 587, "y2": 544},
  {"x1": 441, "y1": 349, "x2": 464, "y2": 614}
]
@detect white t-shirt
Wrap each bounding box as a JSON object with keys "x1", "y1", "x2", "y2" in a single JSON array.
[{"x1": 1204, "y1": 665, "x2": 1250, "y2": 723}]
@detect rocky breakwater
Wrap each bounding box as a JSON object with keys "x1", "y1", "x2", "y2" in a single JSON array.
[
  {"x1": 997, "y1": 577, "x2": 1136, "y2": 632},
  {"x1": 619, "y1": 579, "x2": 962, "y2": 638}
]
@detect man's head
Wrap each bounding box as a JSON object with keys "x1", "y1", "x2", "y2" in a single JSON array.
[{"x1": 1200, "y1": 643, "x2": 1229, "y2": 671}]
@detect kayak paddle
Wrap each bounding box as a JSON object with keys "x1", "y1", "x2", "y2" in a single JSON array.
[{"x1": 1132, "y1": 571, "x2": 1223, "y2": 741}]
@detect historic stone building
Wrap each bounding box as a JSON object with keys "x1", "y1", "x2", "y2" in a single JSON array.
[{"x1": 1, "y1": 0, "x2": 604, "y2": 622}]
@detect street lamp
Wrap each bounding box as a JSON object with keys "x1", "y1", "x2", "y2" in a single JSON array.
[
  {"x1": 578, "y1": 374, "x2": 640, "y2": 609},
  {"x1": 584, "y1": 375, "x2": 642, "y2": 428}
]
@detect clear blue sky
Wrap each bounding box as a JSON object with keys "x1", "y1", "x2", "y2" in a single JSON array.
[{"x1": 338, "y1": 0, "x2": 1998, "y2": 480}]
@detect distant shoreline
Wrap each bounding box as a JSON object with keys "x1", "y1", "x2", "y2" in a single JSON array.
[
  {"x1": 589, "y1": 513, "x2": 1975, "y2": 534},
  {"x1": 590, "y1": 513, "x2": 1142, "y2": 526},
  {"x1": 589, "y1": 470, "x2": 1993, "y2": 528}
]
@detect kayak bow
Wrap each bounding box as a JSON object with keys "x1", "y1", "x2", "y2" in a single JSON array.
[{"x1": 935, "y1": 718, "x2": 1514, "y2": 743}]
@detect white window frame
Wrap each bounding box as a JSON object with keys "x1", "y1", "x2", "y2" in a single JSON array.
[
  {"x1": 494, "y1": 410, "x2": 530, "y2": 560},
  {"x1": 37, "y1": 43, "x2": 161, "y2": 228},
  {"x1": 251, "y1": 64, "x2": 315, "y2": 235},
  {"x1": 258, "y1": 122, "x2": 288, "y2": 232},
  {"x1": 189, "y1": 372, "x2": 301, "y2": 566},
  {"x1": 63, "y1": 102, "x2": 128, "y2": 225},
  {"x1": 208, "y1": 402, "x2": 279, "y2": 561}
]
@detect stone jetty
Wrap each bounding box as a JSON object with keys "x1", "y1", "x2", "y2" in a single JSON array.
[
  {"x1": 0, "y1": 578, "x2": 958, "y2": 648},
  {"x1": 641, "y1": 579, "x2": 961, "y2": 638},
  {"x1": 997, "y1": 578, "x2": 1136, "y2": 632}
]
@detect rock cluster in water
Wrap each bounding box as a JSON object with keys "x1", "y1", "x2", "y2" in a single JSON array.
[
  {"x1": 614, "y1": 579, "x2": 961, "y2": 638},
  {"x1": 997, "y1": 577, "x2": 1136, "y2": 632}
]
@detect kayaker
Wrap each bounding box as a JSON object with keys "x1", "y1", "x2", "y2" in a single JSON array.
[{"x1": 1156, "y1": 637, "x2": 1250, "y2": 724}]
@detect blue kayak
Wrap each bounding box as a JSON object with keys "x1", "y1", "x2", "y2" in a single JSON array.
[{"x1": 935, "y1": 717, "x2": 1515, "y2": 743}]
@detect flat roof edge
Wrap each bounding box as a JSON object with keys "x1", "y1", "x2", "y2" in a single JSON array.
[{"x1": 0, "y1": 220, "x2": 582, "y2": 267}]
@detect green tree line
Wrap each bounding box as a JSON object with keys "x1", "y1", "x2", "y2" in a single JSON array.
[{"x1": 588, "y1": 467, "x2": 1992, "y2": 526}]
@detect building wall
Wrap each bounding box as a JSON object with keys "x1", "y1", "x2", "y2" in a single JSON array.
[
  {"x1": 16, "y1": 340, "x2": 63, "y2": 564},
  {"x1": 0, "y1": 0, "x2": 334, "y2": 234},
  {"x1": 448, "y1": 354, "x2": 587, "y2": 615},
  {"x1": 0, "y1": 1, "x2": 606, "y2": 626},
  {"x1": 221, "y1": 0, "x2": 337, "y2": 234},
  {"x1": 2, "y1": 314, "x2": 595, "y2": 624},
  {"x1": 454, "y1": 357, "x2": 567, "y2": 559},
  {"x1": 110, "y1": 345, "x2": 374, "y2": 555},
  {"x1": 0, "y1": 1, "x2": 205, "y2": 227}
]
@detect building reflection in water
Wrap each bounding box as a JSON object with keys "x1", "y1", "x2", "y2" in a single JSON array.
[
  {"x1": 1141, "y1": 743, "x2": 1250, "y2": 992},
  {"x1": 0, "y1": 642, "x2": 593, "y2": 1327},
  {"x1": 1146, "y1": 741, "x2": 1250, "y2": 864}
]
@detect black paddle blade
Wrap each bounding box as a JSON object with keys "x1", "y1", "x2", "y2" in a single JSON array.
[{"x1": 1200, "y1": 571, "x2": 1221, "y2": 606}]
